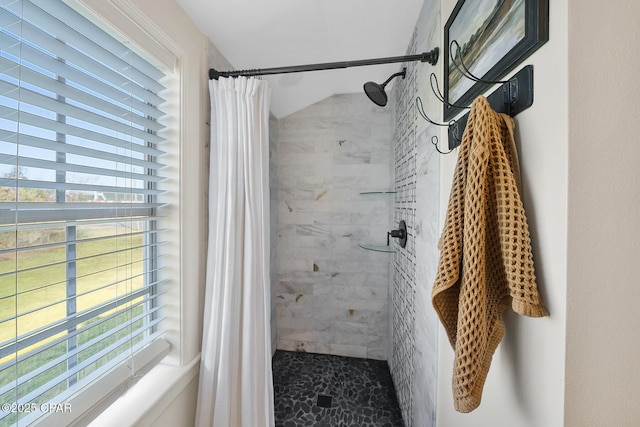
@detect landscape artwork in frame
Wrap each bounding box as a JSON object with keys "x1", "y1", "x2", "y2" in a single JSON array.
[{"x1": 443, "y1": 0, "x2": 548, "y2": 120}]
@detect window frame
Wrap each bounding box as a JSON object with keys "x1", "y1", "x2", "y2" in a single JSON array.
[{"x1": 1, "y1": 0, "x2": 208, "y2": 424}]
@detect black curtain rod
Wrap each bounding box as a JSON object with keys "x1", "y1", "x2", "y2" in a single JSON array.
[{"x1": 209, "y1": 47, "x2": 439, "y2": 80}]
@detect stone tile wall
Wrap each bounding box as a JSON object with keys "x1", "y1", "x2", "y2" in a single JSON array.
[
  {"x1": 270, "y1": 113, "x2": 278, "y2": 354},
  {"x1": 275, "y1": 93, "x2": 393, "y2": 360},
  {"x1": 391, "y1": 35, "x2": 418, "y2": 422},
  {"x1": 388, "y1": 1, "x2": 441, "y2": 425}
]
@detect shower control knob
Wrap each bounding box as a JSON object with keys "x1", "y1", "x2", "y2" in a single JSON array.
[
  {"x1": 389, "y1": 228, "x2": 405, "y2": 239},
  {"x1": 387, "y1": 220, "x2": 408, "y2": 248}
]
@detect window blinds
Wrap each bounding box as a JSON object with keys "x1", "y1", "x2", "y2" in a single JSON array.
[{"x1": 0, "y1": 0, "x2": 168, "y2": 424}]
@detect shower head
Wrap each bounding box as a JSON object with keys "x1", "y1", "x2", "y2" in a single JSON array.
[
  {"x1": 363, "y1": 81, "x2": 388, "y2": 107},
  {"x1": 364, "y1": 68, "x2": 406, "y2": 107}
]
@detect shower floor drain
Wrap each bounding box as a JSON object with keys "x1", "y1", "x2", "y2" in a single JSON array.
[{"x1": 316, "y1": 394, "x2": 332, "y2": 408}]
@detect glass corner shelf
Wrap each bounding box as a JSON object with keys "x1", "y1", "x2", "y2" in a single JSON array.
[
  {"x1": 359, "y1": 191, "x2": 397, "y2": 195},
  {"x1": 358, "y1": 244, "x2": 396, "y2": 253}
]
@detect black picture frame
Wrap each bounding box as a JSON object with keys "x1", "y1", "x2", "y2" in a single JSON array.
[{"x1": 443, "y1": 0, "x2": 548, "y2": 120}]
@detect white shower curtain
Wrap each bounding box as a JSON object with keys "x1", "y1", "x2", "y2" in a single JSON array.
[{"x1": 196, "y1": 77, "x2": 274, "y2": 427}]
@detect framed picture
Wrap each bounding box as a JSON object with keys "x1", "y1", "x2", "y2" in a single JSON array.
[{"x1": 443, "y1": 0, "x2": 548, "y2": 120}]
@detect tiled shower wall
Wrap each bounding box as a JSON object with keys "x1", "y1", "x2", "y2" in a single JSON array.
[
  {"x1": 389, "y1": 1, "x2": 441, "y2": 425},
  {"x1": 391, "y1": 43, "x2": 418, "y2": 423},
  {"x1": 270, "y1": 113, "x2": 278, "y2": 354},
  {"x1": 275, "y1": 94, "x2": 393, "y2": 360}
]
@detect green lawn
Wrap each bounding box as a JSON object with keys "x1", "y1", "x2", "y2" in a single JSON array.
[
  {"x1": 0, "y1": 230, "x2": 150, "y2": 420},
  {"x1": 0, "y1": 234, "x2": 145, "y2": 343}
]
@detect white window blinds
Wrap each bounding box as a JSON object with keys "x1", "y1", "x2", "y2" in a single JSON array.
[{"x1": 0, "y1": 0, "x2": 169, "y2": 424}]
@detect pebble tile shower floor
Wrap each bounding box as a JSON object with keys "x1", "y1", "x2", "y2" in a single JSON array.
[{"x1": 272, "y1": 350, "x2": 403, "y2": 426}]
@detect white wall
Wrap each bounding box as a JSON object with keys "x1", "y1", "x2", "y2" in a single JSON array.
[
  {"x1": 565, "y1": 1, "x2": 640, "y2": 426},
  {"x1": 435, "y1": 1, "x2": 640, "y2": 426},
  {"x1": 436, "y1": 0, "x2": 568, "y2": 426}
]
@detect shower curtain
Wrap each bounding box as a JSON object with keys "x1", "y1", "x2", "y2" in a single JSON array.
[{"x1": 196, "y1": 77, "x2": 274, "y2": 427}]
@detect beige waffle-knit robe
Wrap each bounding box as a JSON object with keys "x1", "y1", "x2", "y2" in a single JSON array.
[{"x1": 432, "y1": 96, "x2": 548, "y2": 413}]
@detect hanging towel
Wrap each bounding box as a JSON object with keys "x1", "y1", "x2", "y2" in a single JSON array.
[{"x1": 432, "y1": 96, "x2": 548, "y2": 413}]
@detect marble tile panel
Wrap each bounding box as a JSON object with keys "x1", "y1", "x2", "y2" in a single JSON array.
[
  {"x1": 278, "y1": 293, "x2": 389, "y2": 313},
  {"x1": 276, "y1": 224, "x2": 299, "y2": 241},
  {"x1": 318, "y1": 259, "x2": 388, "y2": 277},
  {"x1": 277, "y1": 316, "x2": 331, "y2": 333},
  {"x1": 311, "y1": 223, "x2": 373, "y2": 239},
  {"x1": 322, "y1": 163, "x2": 390, "y2": 179},
  {"x1": 277, "y1": 279, "x2": 316, "y2": 296},
  {"x1": 270, "y1": 113, "x2": 278, "y2": 355},
  {"x1": 338, "y1": 137, "x2": 392, "y2": 153},
  {"x1": 276, "y1": 304, "x2": 388, "y2": 326},
  {"x1": 327, "y1": 271, "x2": 389, "y2": 289},
  {"x1": 278, "y1": 329, "x2": 324, "y2": 344},
  {"x1": 312, "y1": 188, "x2": 354, "y2": 202},
  {"x1": 325, "y1": 344, "x2": 369, "y2": 359},
  {"x1": 351, "y1": 211, "x2": 394, "y2": 228},
  {"x1": 278, "y1": 164, "x2": 313, "y2": 178},
  {"x1": 278, "y1": 270, "x2": 333, "y2": 281},
  {"x1": 367, "y1": 342, "x2": 388, "y2": 360},
  {"x1": 276, "y1": 340, "x2": 368, "y2": 359},
  {"x1": 294, "y1": 236, "x2": 353, "y2": 252},
  {"x1": 363, "y1": 334, "x2": 388, "y2": 352},
  {"x1": 277, "y1": 136, "x2": 318, "y2": 154},
  {"x1": 293, "y1": 175, "x2": 335, "y2": 190},
  {"x1": 274, "y1": 174, "x2": 297, "y2": 192},
  {"x1": 331, "y1": 151, "x2": 372, "y2": 165},
  {"x1": 276, "y1": 92, "x2": 392, "y2": 361},
  {"x1": 283, "y1": 228, "x2": 335, "y2": 246},
  {"x1": 276, "y1": 246, "x2": 349, "y2": 266},
  {"x1": 276, "y1": 256, "x2": 316, "y2": 272},
  {"x1": 277, "y1": 211, "x2": 356, "y2": 226},
  {"x1": 330, "y1": 320, "x2": 369, "y2": 336},
  {"x1": 279, "y1": 116, "x2": 357, "y2": 134},
  {"x1": 277, "y1": 303, "x2": 340, "y2": 322},
  {"x1": 278, "y1": 152, "x2": 332, "y2": 167},
  {"x1": 366, "y1": 314, "x2": 389, "y2": 337},
  {"x1": 284, "y1": 200, "x2": 389, "y2": 216},
  {"x1": 278, "y1": 118, "x2": 344, "y2": 136},
  {"x1": 312, "y1": 283, "x2": 386, "y2": 300},
  {"x1": 331, "y1": 175, "x2": 393, "y2": 191},
  {"x1": 278, "y1": 328, "x2": 375, "y2": 349},
  {"x1": 277, "y1": 186, "x2": 318, "y2": 201}
]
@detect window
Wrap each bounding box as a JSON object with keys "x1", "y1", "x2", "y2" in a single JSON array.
[{"x1": 0, "y1": 1, "x2": 170, "y2": 424}]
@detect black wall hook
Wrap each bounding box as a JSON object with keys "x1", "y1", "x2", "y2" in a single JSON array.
[
  {"x1": 446, "y1": 64, "x2": 534, "y2": 150},
  {"x1": 413, "y1": 36, "x2": 536, "y2": 153},
  {"x1": 415, "y1": 97, "x2": 460, "y2": 154},
  {"x1": 418, "y1": 61, "x2": 535, "y2": 153}
]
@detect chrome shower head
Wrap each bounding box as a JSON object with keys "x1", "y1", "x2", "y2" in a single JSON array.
[{"x1": 364, "y1": 68, "x2": 406, "y2": 107}]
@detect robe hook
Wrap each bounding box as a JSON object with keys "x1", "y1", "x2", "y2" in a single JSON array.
[
  {"x1": 449, "y1": 40, "x2": 510, "y2": 85},
  {"x1": 415, "y1": 97, "x2": 461, "y2": 154},
  {"x1": 431, "y1": 135, "x2": 455, "y2": 155},
  {"x1": 430, "y1": 73, "x2": 470, "y2": 110}
]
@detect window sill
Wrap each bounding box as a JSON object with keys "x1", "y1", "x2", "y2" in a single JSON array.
[{"x1": 88, "y1": 354, "x2": 201, "y2": 427}]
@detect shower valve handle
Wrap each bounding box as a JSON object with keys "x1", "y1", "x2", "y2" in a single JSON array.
[
  {"x1": 387, "y1": 229, "x2": 405, "y2": 244},
  {"x1": 387, "y1": 220, "x2": 408, "y2": 248}
]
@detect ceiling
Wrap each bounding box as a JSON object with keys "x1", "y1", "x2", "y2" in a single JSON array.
[{"x1": 175, "y1": 0, "x2": 424, "y2": 118}]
